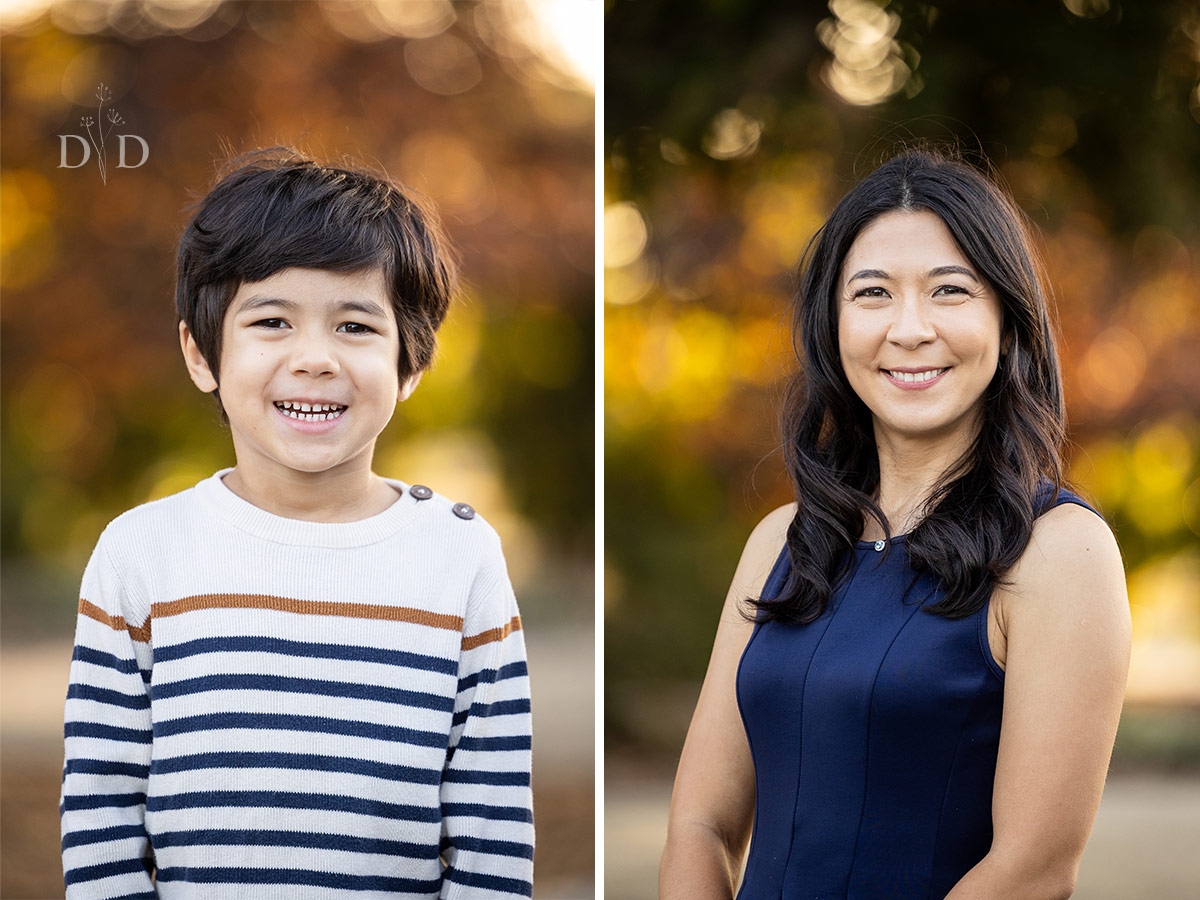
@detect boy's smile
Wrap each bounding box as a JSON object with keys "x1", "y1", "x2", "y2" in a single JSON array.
[{"x1": 181, "y1": 266, "x2": 419, "y2": 519}]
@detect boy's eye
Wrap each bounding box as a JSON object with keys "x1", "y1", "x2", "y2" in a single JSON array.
[
  {"x1": 253, "y1": 318, "x2": 287, "y2": 329},
  {"x1": 337, "y1": 322, "x2": 375, "y2": 334}
]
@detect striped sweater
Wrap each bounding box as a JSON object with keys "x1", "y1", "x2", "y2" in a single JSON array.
[{"x1": 60, "y1": 471, "x2": 534, "y2": 899}]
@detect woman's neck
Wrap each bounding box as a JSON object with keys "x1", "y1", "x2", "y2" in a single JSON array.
[{"x1": 868, "y1": 428, "x2": 976, "y2": 539}]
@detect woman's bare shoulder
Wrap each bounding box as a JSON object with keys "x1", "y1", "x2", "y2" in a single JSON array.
[
  {"x1": 1006, "y1": 500, "x2": 1126, "y2": 620},
  {"x1": 748, "y1": 502, "x2": 796, "y2": 550},
  {"x1": 728, "y1": 503, "x2": 796, "y2": 605}
]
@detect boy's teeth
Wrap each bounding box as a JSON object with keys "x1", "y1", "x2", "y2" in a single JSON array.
[{"x1": 275, "y1": 402, "x2": 346, "y2": 421}]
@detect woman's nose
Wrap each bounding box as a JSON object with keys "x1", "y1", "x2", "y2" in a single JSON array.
[{"x1": 887, "y1": 297, "x2": 937, "y2": 349}]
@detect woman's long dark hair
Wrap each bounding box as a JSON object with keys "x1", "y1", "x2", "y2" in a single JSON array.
[{"x1": 753, "y1": 148, "x2": 1067, "y2": 624}]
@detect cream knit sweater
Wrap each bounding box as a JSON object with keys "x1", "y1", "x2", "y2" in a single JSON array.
[{"x1": 61, "y1": 471, "x2": 533, "y2": 899}]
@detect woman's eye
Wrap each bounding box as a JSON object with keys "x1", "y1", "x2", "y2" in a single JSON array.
[
  {"x1": 933, "y1": 284, "x2": 968, "y2": 297},
  {"x1": 852, "y1": 286, "x2": 889, "y2": 299},
  {"x1": 338, "y1": 322, "x2": 374, "y2": 334}
]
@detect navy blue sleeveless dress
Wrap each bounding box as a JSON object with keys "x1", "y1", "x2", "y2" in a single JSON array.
[{"x1": 735, "y1": 488, "x2": 1099, "y2": 900}]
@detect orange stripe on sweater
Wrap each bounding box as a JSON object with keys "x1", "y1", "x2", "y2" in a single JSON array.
[
  {"x1": 461, "y1": 615, "x2": 523, "y2": 651},
  {"x1": 152, "y1": 594, "x2": 464, "y2": 632},
  {"x1": 79, "y1": 594, "x2": 465, "y2": 643},
  {"x1": 79, "y1": 598, "x2": 152, "y2": 643}
]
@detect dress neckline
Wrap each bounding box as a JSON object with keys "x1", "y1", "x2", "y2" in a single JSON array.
[{"x1": 855, "y1": 532, "x2": 911, "y2": 551}]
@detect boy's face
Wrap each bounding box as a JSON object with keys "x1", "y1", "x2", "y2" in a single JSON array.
[{"x1": 181, "y1": 266, "x2": 418, "y2": 484}]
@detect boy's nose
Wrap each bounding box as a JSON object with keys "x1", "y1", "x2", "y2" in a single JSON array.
[
  {"x1": 289, "y1": 334, "x2": 340, "y2": 376},
  {"x1": 886, "y1": 297, "x2": 937, "y2": 349}
]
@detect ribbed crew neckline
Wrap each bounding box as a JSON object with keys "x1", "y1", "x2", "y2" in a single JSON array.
[{"x1": 194, "y1": 468, "x2": 420, "y2": 548}]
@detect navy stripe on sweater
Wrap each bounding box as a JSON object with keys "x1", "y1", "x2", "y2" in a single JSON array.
[
  {"x1": 153, "y1": 635, "x2": 457, "y2": 674},
  {"x1": 451, "y1": 834, "x2": 535, "y2": 860},
  {"x1": 150, "y1": 751, "x2": 441, "y2": 784},
  {"x1": 152, "y1": 828, "x2": 439, "y2": 859},
  {"x1": 64, "y1": 856, "x2": 153, "y2": 886},
  {"x1": 441, "y1": 801, "x2": 535, "y2": 823},
  {"x1": 456, "y1": 734, "x2": 532, "y2": 752},
  {"x1": 457, "y1": 660, "x2": 529, "y2": 693},
  {"x1": 71, "y1": 645, "x2": 143, "y2": 677},
  {"x1": 62, "y1": 823, "x2": 147, "y2": 850},
  {"x1": 61, "y1": 791, "x2": 146, "y2": 811},
  {"x1": 445, "y1": 867, "x2": 533, "y2": 897},
  {"x1": 68, "y1": 682, "x2": 151, "y2": 710},
  {"x1": 152, "y1": 673, "x2": 454, "y2": 711},
  {"x1": 64, "y1": 758, "x2": 149, "y2": 779},
  {"x1": 153, "y1": 713, "x2": 446, "y2": 747},
  {"x1": 146, "y1": 790, "x2": 441, "y2": 822},
  {"x1": 442, "y1": 768, "x2": 531, "y2": 787},
  {"x1": 64, "y1": 721, "x2": 152, "y2": 744},
  {"x1": 155, "y1": 866, "x2": 442, "y2": 893},
  {"x1": 452, "y1": 697, "x2": 532, "y2": 727}
]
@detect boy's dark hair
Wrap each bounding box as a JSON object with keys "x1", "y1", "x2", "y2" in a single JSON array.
[{"x1": 176, "y1": 147, "x2": 457, "y2": 405}]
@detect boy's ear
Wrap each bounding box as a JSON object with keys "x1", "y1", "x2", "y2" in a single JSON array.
[
  {"x1": 179, "y1": 321, "x2": 219, "y2": 393},
  {"x1": 397, "y1": 371, "x2": 423, "y2": 403}
]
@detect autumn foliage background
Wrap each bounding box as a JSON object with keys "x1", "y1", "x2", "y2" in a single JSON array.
[{"x1": 1, "y1": 2, "x2": 594, "y2": 898}]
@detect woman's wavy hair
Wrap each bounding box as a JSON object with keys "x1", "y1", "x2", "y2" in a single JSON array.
[{"x1": 753, "y1": 147, "x2": 1067, "y2": 624}]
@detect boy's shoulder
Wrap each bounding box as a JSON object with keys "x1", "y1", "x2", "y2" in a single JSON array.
[
  {"x1": 101, "y1": 476, "x2": 209, "y2": 539},
  {"x1": 389, "y1": 478, "x2": 506, "y2": 553}
]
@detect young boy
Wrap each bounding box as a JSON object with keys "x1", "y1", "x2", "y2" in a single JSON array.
[{"x1": 60, "y1": 149, "x2": 534, "y2": 899}]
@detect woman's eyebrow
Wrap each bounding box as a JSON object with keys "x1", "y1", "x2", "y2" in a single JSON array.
[
  {"x1": 847, "y1": 268, "x2": 890, "y2": 282},
  {"x1": 928, "y1": 264, "x2": 978, "y2": 282}
]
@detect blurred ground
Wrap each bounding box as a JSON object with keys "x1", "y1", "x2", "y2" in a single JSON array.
[
  {"x1": 0, "y1": 625, "x2": 594, "y2": 900},
  {"x1": 606, "y1": 754, "x2": 1200, "y2": 900}
]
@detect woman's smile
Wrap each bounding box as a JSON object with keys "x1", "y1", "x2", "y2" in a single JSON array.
[{"x1": 881, "y1": 366, "x2": 950, "y2": 389}]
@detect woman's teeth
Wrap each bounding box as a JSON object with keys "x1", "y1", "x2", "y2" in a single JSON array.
[
  {"x1": 275, "y1": 401, "x2": 346, "y2": 421},
  {"x1": 886, "y1": 368, "x2": 947, "y2": 383}
]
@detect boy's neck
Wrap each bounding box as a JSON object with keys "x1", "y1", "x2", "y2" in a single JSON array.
[{"x1": 221, "y1": 464, "x2": 401, "y2": 523}]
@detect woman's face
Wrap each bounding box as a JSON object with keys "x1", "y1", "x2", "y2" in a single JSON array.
[{"x1": 837, "y1": 209, "x2": 1004, "y2": 451}]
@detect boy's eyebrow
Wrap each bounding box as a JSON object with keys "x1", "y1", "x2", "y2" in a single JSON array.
[{"x1": 236, "y1": 295, "x2": 390, "y2": 318}]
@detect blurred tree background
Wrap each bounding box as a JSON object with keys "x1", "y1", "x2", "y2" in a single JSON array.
[
  {"x1": 605, "y1": 1, "x2": 1200, "y2": 894},
  {"x1": 0, "y1": 2, "x2": 594, "y2": 898}
]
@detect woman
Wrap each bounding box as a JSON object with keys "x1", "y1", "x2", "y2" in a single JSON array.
[{"x1": 659, "y1": 150, "x2": 1130, "y2": 900}]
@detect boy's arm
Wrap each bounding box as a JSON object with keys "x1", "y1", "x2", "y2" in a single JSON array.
[
  {"x1": 60, "y1": 532, "x2": 157, "y2": 899},
  {"x1": 439, "y1": 539, "x2": 534, "y2": 899}
]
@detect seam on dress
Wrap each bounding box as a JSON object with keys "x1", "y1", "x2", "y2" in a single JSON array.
[
  {"x1": 845, "y1": 571, "x2": 926, "y2": 896},
  {"x1": 779, "y1": 549, "x2": 866, "y2": 896},
  {"x1": 926, "y1": 684, "x2": 992, "y2": 900}
]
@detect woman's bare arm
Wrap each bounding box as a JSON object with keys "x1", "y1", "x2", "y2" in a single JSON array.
[
  {"x1": 945, "y1": 502, "x2": 1131, "y2": 900},
  {"x1": 659, "y1": 504, "x2": 795, "y2": 900}
]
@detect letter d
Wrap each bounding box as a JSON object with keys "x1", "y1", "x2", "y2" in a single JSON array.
[
  {"x1": 58, "y1": 135, "x2": 90, "y2": 168},
  {"x1": 117, "y1": 135, "x2": 149, "y2": 168}
]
